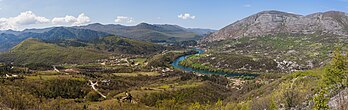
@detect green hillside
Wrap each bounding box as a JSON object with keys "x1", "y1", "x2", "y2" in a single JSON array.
[
  {"x1": 0, "y1": 35, "x2": 166, "y2": 65},
  {"x1": 92, "y1": 36, "x2": 165, "y2": 55},
  {"x1": 0, "y1": 38, "x2": 109, "y2": 65},
  {"x1": 77, "y1": 23, "x2": 213, "y2": 43}
]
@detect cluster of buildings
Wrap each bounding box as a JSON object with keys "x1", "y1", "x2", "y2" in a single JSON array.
[{"x1": 97, "y1": 56, "x2": 142, "y2": 67}]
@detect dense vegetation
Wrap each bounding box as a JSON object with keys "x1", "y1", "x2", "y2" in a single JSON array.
[
  {"x1": 92, "y1": 36, "x2": 165, "y2": 55},
  {"x1": 0, "y1": 35, "x2": 167, "y2": 65},
  {"x1": 146, "y1": 49, "x2": 198, "y2": 68},
  {"x1": 0, "y1": 39, "x2": 109, "y2": 65},
  {"x1": 179, "y1": 52, "x2": 279, "y2": 74}
]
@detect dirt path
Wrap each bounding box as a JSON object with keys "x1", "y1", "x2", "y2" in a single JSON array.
[{"x1": 89, "y1": 80, "x2": 107, "y2": 98}]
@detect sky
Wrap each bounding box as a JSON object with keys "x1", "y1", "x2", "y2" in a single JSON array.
[{"x1": 0, "y1": 0, "x2": 347, "y2": 30}]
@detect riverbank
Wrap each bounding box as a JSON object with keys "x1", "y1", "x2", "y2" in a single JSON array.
[{"x1": 171, "y1": 48, "x2": 258, "y2": 77}]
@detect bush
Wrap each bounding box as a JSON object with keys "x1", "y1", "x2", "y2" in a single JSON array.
[
  {"x1": 313, "y1": 89, "x2": 329, "y2": 109},
  {"x1": 86, "y1": 91, "x2": 101, "y2": 102},
  {"x1": 25, "y1": 63, "x2": 52, "y2": 70},
  {"x1": 0, "y1": 86, "x2": 39, "y2": 109}
]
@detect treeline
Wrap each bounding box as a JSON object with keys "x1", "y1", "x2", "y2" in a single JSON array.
[
  {"x1": 179, "y1": 53, "x2": 279, "y2": 74},
  {"x1": 146, "y1": 49, "x2": 198, "y2": 68},
  {"x1": 0, "y1": 63, "x2": 62, "y2": 76},
  {"x1": 0, "y1": 63, "x2": 12, "y2": 76},
  {"x1": 0, "y1": 63, "x2": 31, "y2": 76},
  {"x1": 179, "y1": 56, "x2": 243, "y2": 74}
]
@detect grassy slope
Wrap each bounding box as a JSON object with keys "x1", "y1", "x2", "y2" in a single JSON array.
[
  {"x1": 0, "y1": 35, "x2": 166, "y2": 65},
  {"x1": 93, "y1": 36, "x2": 165, "y2": 55},
  {"x1": 220, "y1": 68, "x2": 326, "y2": 109},
  {"x1": 0, "y1": 38, "x2": 109, "y2": 65}
]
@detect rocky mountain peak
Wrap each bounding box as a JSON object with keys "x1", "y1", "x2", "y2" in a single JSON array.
[
  {"x1": 256, "y1": 10, "x2": 302, "y2": 17},
  {"x1": 201, "y1": 10, "x2": 348, "y2": 42},
  {"x1": 322, "y1": 11, "x2": 347, "y2": 16}
]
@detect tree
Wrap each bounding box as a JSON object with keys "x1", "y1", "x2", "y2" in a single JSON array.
[
  {"x1": 86, "y1": 91, "x2": 101, "y2": 102},
  {"x1": 324, "y1": 48, "x2": 347, "y2": 87},
  {"x1": 313, "y1": 89, "x2": 329, "y2": 110},
  {"x1": 315, "y1": 48, "x2": 348, "y2": 110}
]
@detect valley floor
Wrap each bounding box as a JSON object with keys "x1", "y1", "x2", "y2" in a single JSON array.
[{"x1": 0, "y1": 48, "x2": 348, "y2": 110}]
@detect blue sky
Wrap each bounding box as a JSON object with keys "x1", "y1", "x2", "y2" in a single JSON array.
[{"x1": 0, "y1": 0, "x2": 347, "y2": 30}]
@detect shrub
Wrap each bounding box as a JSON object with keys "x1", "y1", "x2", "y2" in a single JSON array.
[{"x1": 86, "y1": 91, "x2": 101, "y2": 102}]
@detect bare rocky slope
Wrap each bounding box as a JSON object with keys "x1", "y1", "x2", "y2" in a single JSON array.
[{"x1": 201, "y1": 10, "x2": 348, "y2": 42}]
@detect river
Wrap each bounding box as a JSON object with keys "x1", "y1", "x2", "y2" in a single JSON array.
[{"x1": 171, "y1": 48, "x2": 257, "y2": 77}]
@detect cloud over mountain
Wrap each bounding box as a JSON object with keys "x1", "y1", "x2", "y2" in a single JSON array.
[
  {"x1": 0, "y1": 11, "x2": 50, "y2": 30},
  {"x1": 52, "y1": 13, "x2": 91, "y2": 26},
  {"x1": 114, "y1": 16, "x2": 134, "y2": 23},
  {"x1": 178, "y1": 13, "x2": 196, "y2": 20},
  {"x1": 0, "y1": 11, "x2": 91, "y2": 30}
]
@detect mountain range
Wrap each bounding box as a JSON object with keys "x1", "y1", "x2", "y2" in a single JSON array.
[
  {"x1": 201, "y1": 10, "x2": 348, "y2": 42},
  {"x1": 76, "y1": 23, "x2": 215, "y2": 42},
  {"x1": 195, "y1": 10, "x2": 348, "y2": 72},
  {"x1": 0, "y1": 27, "x2": 111, "y2": 52},
  {"x1": 0, "y1": 23, "x2": 214, "y2": 52},
  {"x1": 1, "y1": 10, "x2": 348, "y2": 67}
]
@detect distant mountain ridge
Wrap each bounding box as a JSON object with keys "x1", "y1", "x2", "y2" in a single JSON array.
[
  {"x1": 202, "y1": 10, "x2": 348, "y2": 42},
  {"x1": 0, "y1": 33, "x2": 26, "y2": 52},
  {"x1": 0, "y1": 35, "x2": 166, "y2": 65},
  {"x1": 0, "y1": 23, "x2": 214, "y2": 52},
  {"x1": 76, "y1": 23, "x2": 215, "y2": 42},
  {"x1": 0, "y1": 38, "x2": 109, "y2": 65},
  {"x1": 0, "y1": 27, "x2": 111, "y2": 51}
]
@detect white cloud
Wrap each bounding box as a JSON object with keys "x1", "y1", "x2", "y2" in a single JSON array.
[
  {"x1": 0, "y1": 11, "x2": 91, "y2": 30},
  {"x1": 243, "y1": 4, "x2": 252, "y2": 8},
  {"x1": 114, "y1": 16, "x2": 134, "y2": 23},
  {"x1": 52, "y1": 13, "x2": 91, "y2": 26},
  {"x1": 0, "y1": 11, "x2": 50, "y2": 30},
  {"x1": 178, "y1": 13, "x2": 195, "y2": 20}
]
